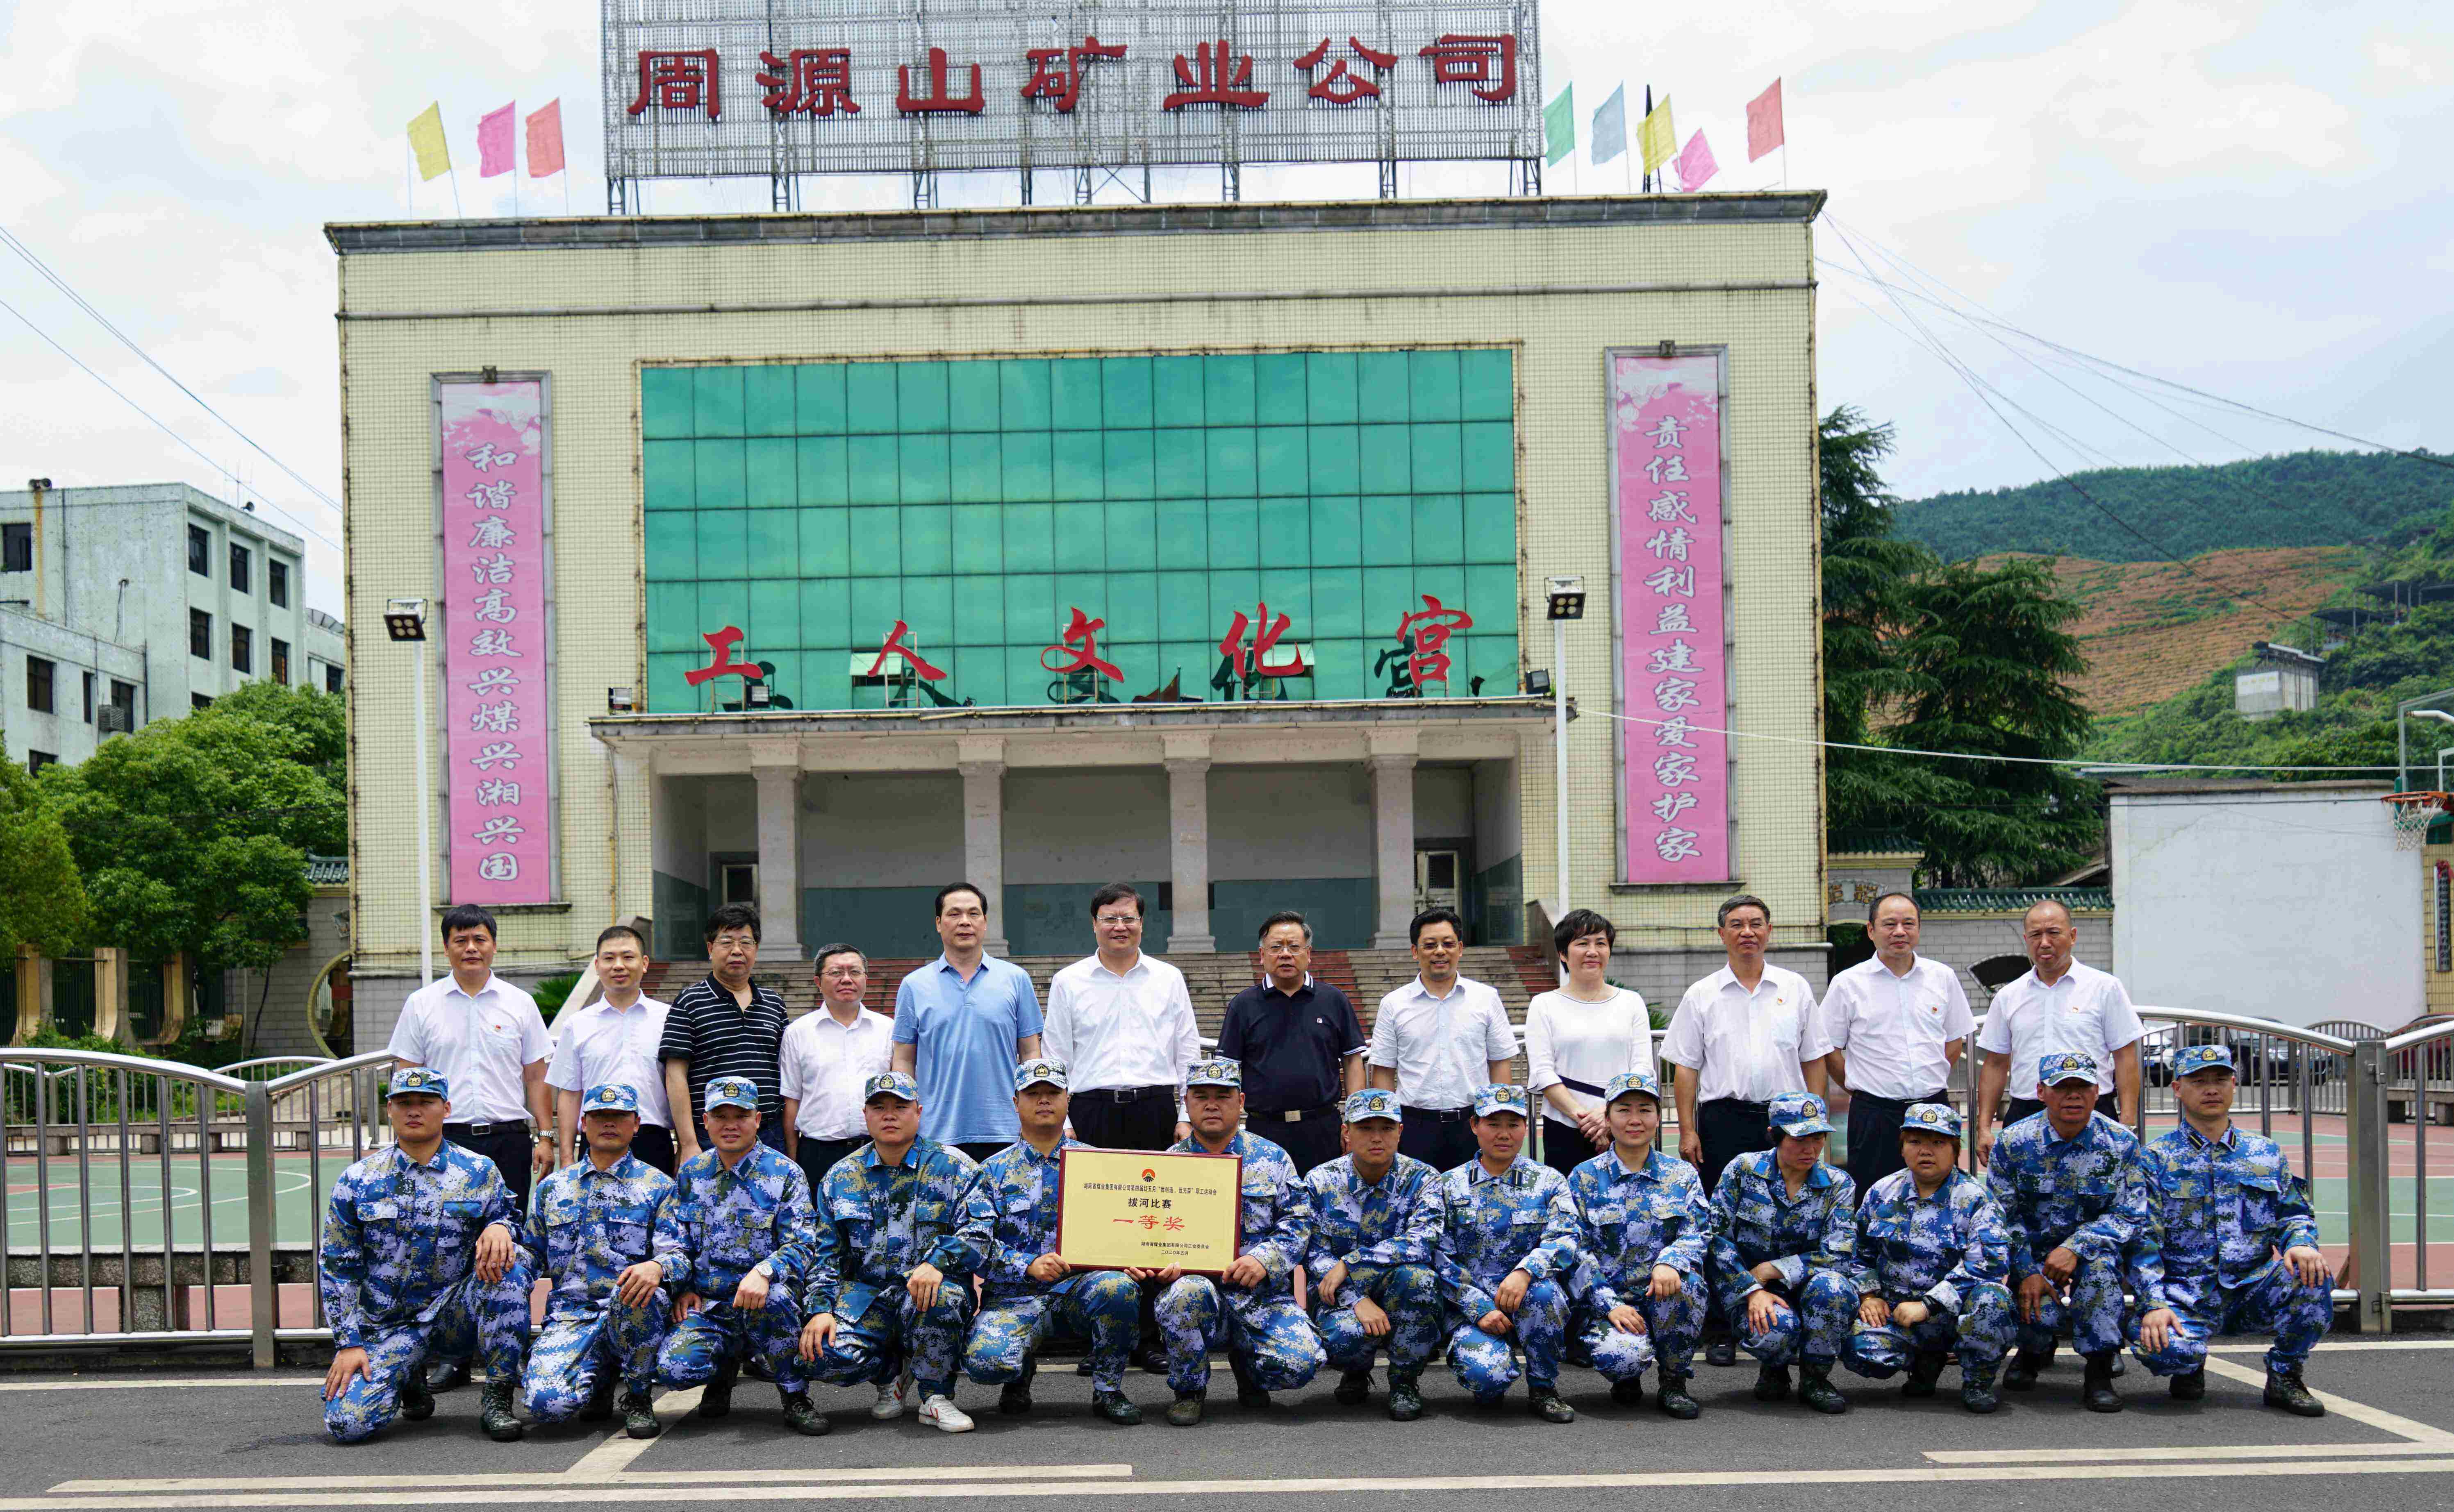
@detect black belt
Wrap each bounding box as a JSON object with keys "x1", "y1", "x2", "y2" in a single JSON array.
[
  {"x1": 446, "y1": 1120, "x2": 528, "y2": 1137},
  {"x1": 1076, "y1": 1084, "x2": 1176, "y2": 1103},
  {"x1": 1251, "y1": 1103, "x2": 1339, "y2": 1124},
  {"x1": 1699, "y1": 1098, "x2": 1769, "y2": 1115},
  {"x1": 1558, "y1": 1074, "x2": 1608, "y2": 1098},
  {"x1": 1401, "y1": 1104, "x2": 1472, "y2": 1123},
  {"x1": 1847, "y1": 1090, "x2": 1946, "y2": 1112}
]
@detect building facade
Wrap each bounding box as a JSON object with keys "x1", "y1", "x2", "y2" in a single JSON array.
[{"x1": 330, "y1": 195, "x2": 1829, "y2": 1043}]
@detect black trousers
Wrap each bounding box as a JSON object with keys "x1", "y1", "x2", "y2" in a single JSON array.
[
  {"x1": 445, "y1": 1122, "x2": 536, "y2": 1213},
  {"x1": 629, "y1": 1124, "x2": 677, "y2": 1176},
  {"x1": 2003, "y1": 1092, "x2": 2120, "y2": 1128},
  {"x1": 796, "y1": 1136, "x2": 867, "y2": 1194},
  {"x1": 1692, "y1": 1098, "x2": 1774, "y2": 1198},
  {"x1": 957, "y1": 1141, "x2": 1009, "y2": 1164},
  {"x1": 1844, "y1": 1089, "x2": 1947, "y2": 1195},
  {"x1": 1069, "y1": 1089, "x2": 1180, "y2": 1151},
  {"x1": 1248, "y1": 1108, "x2": 1343, "y2": 1174},
  {"x1": 1538, "y1": 1119, "x2": 1603, "y2": 1178},
  {"x1": 1398, "y1": 1108, "x2": 1477, "y2": 1171}
]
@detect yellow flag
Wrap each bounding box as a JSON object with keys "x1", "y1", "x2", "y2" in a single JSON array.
[
  {"x1": 1639, "y1": 97, "x2": 1677, "y2": 173},
  {"x1": 408, "y1": 102, "x2": 451, "y2": 182}
]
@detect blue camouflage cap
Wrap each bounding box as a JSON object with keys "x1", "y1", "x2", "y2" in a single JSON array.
[
  {"x1": 2038, "y1": 1050, "x2": 2100, "y2": 1087},
  {"x1": 1014, "y1": 1057, "x2": 1069, "y2": 1092},
  {"x1": 385, "y1": 1066, "x2": 449, "y2": 1101},
  {"x1": 1342, "y1": 1089, "x2": 1403, "y2": 1124},
  {"x1": 580, "y1": 1084, "x2": 639, "y2": 1115},
  {"x1": 2172, "y1": 1044, "x2": 2235, "y2": 1079},
  {"x1": 1604, "y1": 1069, "x2": 1663, "y2": 1106},
  {"x1": 1472, "y1": 1083, "x2": 1531, "y2": 1117},
  {"x1": 1901, "y1": 1101, "x2": 1961, "y2": 1139},
  {"x1": 1185, "y1": 1057, "x2": 1242, "y2": 1090},
  {"x1": 1769, "y1": 1091, "x2": 1833, "y2": 1137},
  {"x1": 702, "y1": 1075, "x2": 761, "y2": 1113},
  {"x1": 863, "y1": 1070, "x2": 921, "y2": 1103}
]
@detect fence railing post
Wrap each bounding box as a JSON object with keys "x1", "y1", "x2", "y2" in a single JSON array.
[
  {"x1": 2348, "y1": 1041, "x2": 2393, "y2": 1335},
  {"x1": 245, "y1": 1080, "x2": 277, "y2": 1368}
]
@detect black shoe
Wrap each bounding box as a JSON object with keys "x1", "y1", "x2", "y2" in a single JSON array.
[
  {"x1": 698, "y1": 1360, "x2": 737, "y2": 1419},
  {"x1": 1236, "y1": 1384, "x2": 1271, "y2": 1410},
  {"x1": 2265, "y1": 1367, "x2": 2325, "y2": 1418},
  {"x1": 780, "y1": 1393, "x2": 830, "y2": 1436},
  {"x1": 1903, "y1": 1351, "x2": 1947, "y2": 1399},
  {"x1": 620, "y1": 1389, "x2": 661, "y2": 1439},
  {"x1": 1529, "y1": 1386, "x2": 1576, "y2": 1424},
  {"x1": 1962, "y1": 1377, "x2": 2000, "y2": 1415},
  {"x1": 742, "y1": 1356, "x2": 776, "y2": 1383},
  {"x1": 2170, "y1": 1367, "x2": 2207, "y2": 1402},
  {"x1": 1611, "y1": 1376, "x2": 1646, "y2": 1406},
  {"x1": 1753, "y1": 1364, "x2": 1791, "y2": 1402},
  {"x1": 1387, "y1": 1374, "x2": 1425, "y2": 1422},
  {"x1": 1076, "y1": 1358, "x2": 1096, "y2": 1376},
  {"x1": 2081, "y1": 1352, "x2": 2123, "y2": 1414},
  {"x1": 577, "y1": 1374, "x2": 616, "y2": 1423},
  {"x1": 1799, "y1": 1364, "x2": 1849, "y2": 1415},
  {"x1": 399, "y1": 1366, "x2": 436, "y2": 1423},
  {"x1": 479, "y1": 1380, "x2": 523, "y2": 1442},
  {"x1": 1166, "y1": 1392, "x2": 1205, "y2": 1427},
  {"x1": 1091, "y1": 1389, "x2": 1143, "y2": 1425},
  {"x1": 998, "y1": 1381, "x2": 1034, "y2": 1416},
  {"x1": 1657, "y1": 1373, "x2": 1701, "y2": 1419},
  {"x1": 426, "y1": 1357, "x2": 472, "y2": 1394},
  {"x1": 1334, "y1": 1370, "x2": 1373, "y2": 1406},
  {"x1": 2004, "y1": 1349, "x2": 2051, "y2": 1392},
  {"x1": 1705, "y1": 1337, "x2": 1738, "y2": 1368}
]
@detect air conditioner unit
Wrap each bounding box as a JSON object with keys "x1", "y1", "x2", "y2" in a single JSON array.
[{"x1": 97, "y1": 705, "x2": 132, "y2": 735}]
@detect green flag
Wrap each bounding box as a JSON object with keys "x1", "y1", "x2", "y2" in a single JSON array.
[{"x1": 1544, "y1": 84, "x2": 1575, "y2": 166}]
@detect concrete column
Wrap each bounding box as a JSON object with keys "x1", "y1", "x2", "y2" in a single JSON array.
[
  {"x1": 159, "y1": 951, "x2": 191, "y2": 1047},
  {"x1": 958, "y1": 754, "x2": 1010, "y2": 957},
  {"x1": 93, "y1": 947, "x2": 127, "y2": 1044},
  {"x1": 10, "y1": 946, "x2": 38, "y2": 1046},
  {"x1": 1369, "y1": 749, "x2": 1419, "y2": 950},
  {"x1": 1165, "y1": 753, "x2": 1216, "y2": 954},
  {"x1": 750, "y1": 744, "x2": 804, "y2": 961}
]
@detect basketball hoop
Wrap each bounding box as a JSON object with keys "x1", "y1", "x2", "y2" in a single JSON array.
[{"x1": 2384, "y1": 791, "x2": 2449, "y2": 851}]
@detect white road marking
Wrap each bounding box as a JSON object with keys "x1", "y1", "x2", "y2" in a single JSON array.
[
  {"x1": 2208, "y1": 1339, "x2": 2454, "y2": 1353},
  {"x1": 558, "y1": 1386, "x2": 704, "y2": 1479},
  {"x1": 0, "y1": 1378, "x2": 323, "y2": 1394},
  {"x1": 1929, "y1": 1444, "x2": 2449, "y2": 1464},
  {"x1": 55, "y1": 1466, "x2": 1137, "y2": 1495},
  {"x1": 2200, "y1": 1356, "x2": 2454, "y2": 1444}
]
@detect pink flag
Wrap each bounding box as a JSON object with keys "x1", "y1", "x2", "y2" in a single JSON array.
[
  {"x1": 525, "y1": 99, "x2": 565, "y2": 178},
  {"x1": 1747, "y1": 78, "x2": 1784, "y2": 161},
  {"x1": 477, "y1": 102, "x2": 516, "y2": 177},
  {"x1": 1674, "y1": 130, "x2": 1718, "y2": 191}
]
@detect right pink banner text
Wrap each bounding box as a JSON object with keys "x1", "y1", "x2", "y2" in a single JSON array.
[{"x1": 1612, "y1": 352, "x2": 1728, "y2": 884}]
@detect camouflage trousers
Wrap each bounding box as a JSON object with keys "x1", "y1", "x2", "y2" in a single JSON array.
[
  {"x1": 1568, "y1": 1271, "x2": 1708, "y2": 1382},
  {"x1": 324, "y1": 1265, "x2": 534, "y2": 1444},
  {"x1": 1316, "y1": 1263, "x2": 1442, "y2": 1377},
  {"x1": 1735, "y1": 1269, "x2": 1857, "y2": 1369},
  {"x1": 1445, "y1": 1276, "x2": 1569, "y2": 1401},
  {"x1": 520, "y1": 1295, "x2": 668, "y2": 1422},
  {"x1": 2014, "y1": 1253, "x2": 2131, "y2": 1358},
  {"x1": 963, "y1": 1271, "x2": 1142, "y2": 1393},
  {"x1": 1155, "y1": 1275, "x2": 1326, "y2": 1396},
  {"x1": 655, "y1": 1299, "x2": 807, "y2": 1392},
  {"x1": 1844, "y1": 1282, "x2": 2015, "y2": 1382},
  {"x1": 2135, "y1": 1258, "x2": 2334, "y2": 1376},
  {"x1": 805, "y1": 1280, "x2": 976, "y2": 1399}
]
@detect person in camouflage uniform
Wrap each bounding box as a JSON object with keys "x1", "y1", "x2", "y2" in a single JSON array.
[
  {"x1": 1843, "y1": 1101, "x2": 2014, "y2": 1414},
  {"x1": 318, "y1": 1068, "x2": 532, "y2": 1444},
  {"x1": 1708, "y1": 1091, "x2": 1858, "y2": 1414},
  {"x1": 1564, "y1": 1069, "x2": 1710, "y2": 1419},
  {"x1": 1307, "y1": 1089, "x2": 1442, "y2": 1421},
  {"x1": 517, "y1": 1084, "x2": 675, "y2": 1439},
  {"x1": 1403, "y1": 1084, "x2": 1582, "y2": 1423}
]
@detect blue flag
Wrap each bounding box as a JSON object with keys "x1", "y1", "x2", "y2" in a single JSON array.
[{"x1": 1591, "y1": 85, "x2": 1627, "y2": 166}]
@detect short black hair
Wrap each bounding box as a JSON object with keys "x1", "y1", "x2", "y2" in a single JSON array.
[
  {"x1": 1552, "y1": 907, "x2": 1617, "y2": 956},
  {"x1": 440, "y1": 905, "x2": 496, "y2": 943},
  {"x1": 934, "y1": 881, "x2": 989, "y2": 917},
  {"x1": 1409, "y1": 906, "x2": 1466, "y2": 946},
  {"x1": 1716, "y1": 893, "x2": 1772, "y2": 928},
  {"x1": 594, "y1": 923, "x2": 647, "y2": 953},
  {"x1": 1867, "y1": 891, "x2": 1919, "y2": 926},
  {"x1": 1089, "y1": 882, "x2": 1144, "y2": 918},
  {"x1": 704, "y1": 901, "x2": 762, "y2": 945},
  {"x1": 1258, "y1": 910, "x2": 1312, "y2": 944},
  {"x1": 812, "y1": 942, "x2": 865, "y2": 976}
]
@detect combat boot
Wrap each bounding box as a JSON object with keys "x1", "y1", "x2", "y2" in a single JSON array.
[
  {"x1": 2080, "y1": 1351, "x2": 2123, "y2": 1413},
  {"x1": 1090, "y1": 1388, "x2": 1143, "y2": 1425},
  {"x1": 1902, "y1": 1351, "x2": 1947, "y2": 1398},
  {"x1": 2003, "y1": 1347, "x2": 2051, "y2": 1391},
  {"x1": 577, "y1": 1374, "x2": 616, "y2": 1423},
  {"x1": 698, "y1": 1358, "x2": 737, "y2": 1419},
  {"x1": 1387, "y1": 1371, "x2": 1426, "y2": 1422},
  {"x1": 1166, "y1": 1392, "x2": 1205, "y2": 1427},
  {"x1": 620, "y1": 1389, "x2": 661, "y2": 1439},
  {"x1": 2264, "y1": 1367, "x2": 2324, "y2": 1418},
  {"x1": 1333, "y1": 1369, "x2": 1373, "y2": 1406},
  {"x1": 998, "y1": 1360, "x2": 1035, "y2": 1417},
  {"x1": 1656, "y1": 1370, "x2": 1701, "y2": 1419},
  {"x1": 479, "y1": 1379, "x2": 523, "y2": 1442},
  {"x1": 1798, "y1": 1363, "x2": 1849, "y2": 1414},
  {"x1": 1529, "y1": 1385, "x2": 1576, "y2": 1423},
  {"x1": 1611, "y1": 1375, "x2": 1645, "y2": 1406},
  {"x1": 1961, "y1": 1370, "x2": 2000, "y2": 1414},
  {"x1": 1231, "y1": 1358, "x2": 1270, "y2": 1411},
  {"x1": 779, "y1": 1392, "x2": 830, "y2": 1435},
  {"x1": 425, "y1": 1357, "x2": 471, "y2": 1394},
  {"x1": 1704, "y1": 1336, "x2": 1738, "y2": 1367},
  {"x1": 1753, "y1": 1363, "x2": 1791, "y2": 1401},
  {"x1": 2170, "y1": 1367, "x2": 2206, "y2": 1401},
  {"x1": 398, "y1": 1364, "x2": 436, "y2": 1423}
]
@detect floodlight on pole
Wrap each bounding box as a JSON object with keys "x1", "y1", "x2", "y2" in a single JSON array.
[
  {"x1": 386, "y1": 597, "x2": 434, "y2": 985},
  {"x1": 1544, "y1": 576, "x2": 1585, "y2": 939},
  {"x1": 2402, "y1": 697, "x2": 2454, "y2": 792}
]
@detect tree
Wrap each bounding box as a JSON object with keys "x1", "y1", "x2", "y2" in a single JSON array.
[
  {"x1": 0, "y1": 740, "x2": 89, "y2": 960},
  {"x1": 1819, "y1": 407, "x2": 1938, "y2": 841},
  {"x1": 203, "y1": 681, "x2": 347, "y2": 850}
]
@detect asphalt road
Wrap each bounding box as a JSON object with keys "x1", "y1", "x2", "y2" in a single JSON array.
[{"x1": 4, "y1": 1338, "x2": 2452, "y2": 1512}]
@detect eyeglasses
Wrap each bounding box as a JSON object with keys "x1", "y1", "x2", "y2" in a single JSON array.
[{"x1": 1094, "y1": 915, "x2": 1141, "y2": 928}]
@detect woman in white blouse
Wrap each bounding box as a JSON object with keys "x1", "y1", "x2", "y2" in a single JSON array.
[{"x1": 1526, "y1": 908, "x2": 1657, "y2": 1178}]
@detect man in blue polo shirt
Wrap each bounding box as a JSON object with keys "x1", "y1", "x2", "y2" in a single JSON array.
[{"x1": 890, "y1": 882, "x2": 1045, "y2": 1163}]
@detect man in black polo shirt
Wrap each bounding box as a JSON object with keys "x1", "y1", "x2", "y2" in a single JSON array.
[
  {"x1": 1216, "y1": 912, "x2": 1367, "y2": 1174},
  {"x1": 659, "y1": 902, "x2": 792, "y2": 1164}
]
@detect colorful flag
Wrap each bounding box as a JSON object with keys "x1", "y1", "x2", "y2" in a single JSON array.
[
  {"x1": 407, "y1": 102, "x2": 451, "y2": 182},
  {"x1": 1542, "y1": 84, "x2": 1575, "y2": 167},
  {"x1": 477, "y1": 102, "x2": 516, "y2": 177},
  {"x1": 1747, "y1": 78, "x2": 1785, "y2": 161},
  {"x1": 1674, "y1": 130, "x2": 1718, "y2": 192},
  {"x1": 1591, "y1": 85, "x2": 1627, "y2": 166},
  {"x1": 1638, "y1": 96, "x2": 1676, "y2": 172},
  {"x1": 526, "y1": 99, "x2": 565, "y2": 177}
]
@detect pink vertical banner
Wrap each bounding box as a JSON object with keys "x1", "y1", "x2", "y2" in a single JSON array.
[
  {"x1": 440, "y1": 381, "x2": 553, "y2": 905},
  {"x1": 477, "y1": 103, "x2": 516, "y2": 177},
  {"x1": 1612, "y1": 352, "x2": 1728, "y2": 883}
]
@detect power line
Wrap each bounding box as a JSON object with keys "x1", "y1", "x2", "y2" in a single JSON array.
[{"x1": 1600, "y1": 705, "x2": 2395, "y2": 774}]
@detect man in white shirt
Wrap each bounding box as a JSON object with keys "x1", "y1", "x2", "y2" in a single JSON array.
[
  {"x1": 1044, "y1": 883, "x2": 1200, "y2": 1152},
  {"x1": 1972, "y1": 899, "x2": 2144, "y2": 1167},
  {"x1": 1367, "y1": 907, "x2": 1517, "y2": 1171},
  {"x1": 1660, "y1": 894, "x2": 1831, "y2": 1198},
  {"x1": 546, "y1": 924, "x2": 677, "y2": 1173},
  {"x1": 386, "y1": 903, "x2": 555, "y2": 1393},
  {"x1": 1821, "y1": 892, "x2": 1973, "y2": 1194},
  {"x1": 779, "y1": 943, "x2": 896, "y2": 1190}
]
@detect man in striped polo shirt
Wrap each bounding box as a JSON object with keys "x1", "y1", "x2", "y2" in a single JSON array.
[{"x1": 660, "y1": 902, "x2": 792, "y2": 1164}]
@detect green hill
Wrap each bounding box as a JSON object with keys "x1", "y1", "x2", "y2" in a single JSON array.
[{"x1": 1898, "y1": 450, "x2": 2451, "y2": 564}]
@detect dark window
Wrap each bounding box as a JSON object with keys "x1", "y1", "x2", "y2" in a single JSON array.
[
  {"x1": 1, "y1": 522, "x2": 28, "y2": 574},
  {"x1": 188, "y1": 524, "x2": 210, "y2": 576},
  {"x1": 189, "y1": 609, "x2": 212, "y2": 659},
  {"x1": 27, "y1": 751, "x2": 55, "y2": 774},
  {"x1": 109, "y1": 679, "x2": 136, "y2": 726},
  {"x1": 324, "y1": 664, "x2": 343, "y2": 695},
  {"x1": 230, "y1": 623, "x2": 252, "y2": 674},
  {"x1": 229, "y1": 543, "x2": 250, "y2": 594},
  {"x1": 268, "y1": 560, "x2": 289, "y2": 607},
  {"x1": 25, "y1": 655, "x2": 53, "y2": 713},
  {"x1": 271, "y1": 638, "x2": 290, "y2": 686},
  {"x1": 191, "y1": 692, "x2": 213, "y2": 711},
  {"x1": 82, "y1": 670, "x2": 94, "y2": 724}
]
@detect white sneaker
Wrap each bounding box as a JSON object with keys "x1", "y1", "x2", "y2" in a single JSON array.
[
  {"x1": 871, "y1": 1377, "x2": 907, "y2": 1420},
  {"x1": 918, "y1": 1394, "x2": 975, "y2": 1433}
]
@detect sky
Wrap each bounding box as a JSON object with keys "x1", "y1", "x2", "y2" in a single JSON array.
[{"x1": 0, "y1": 0, "x2": 2447, "y2": 615}]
